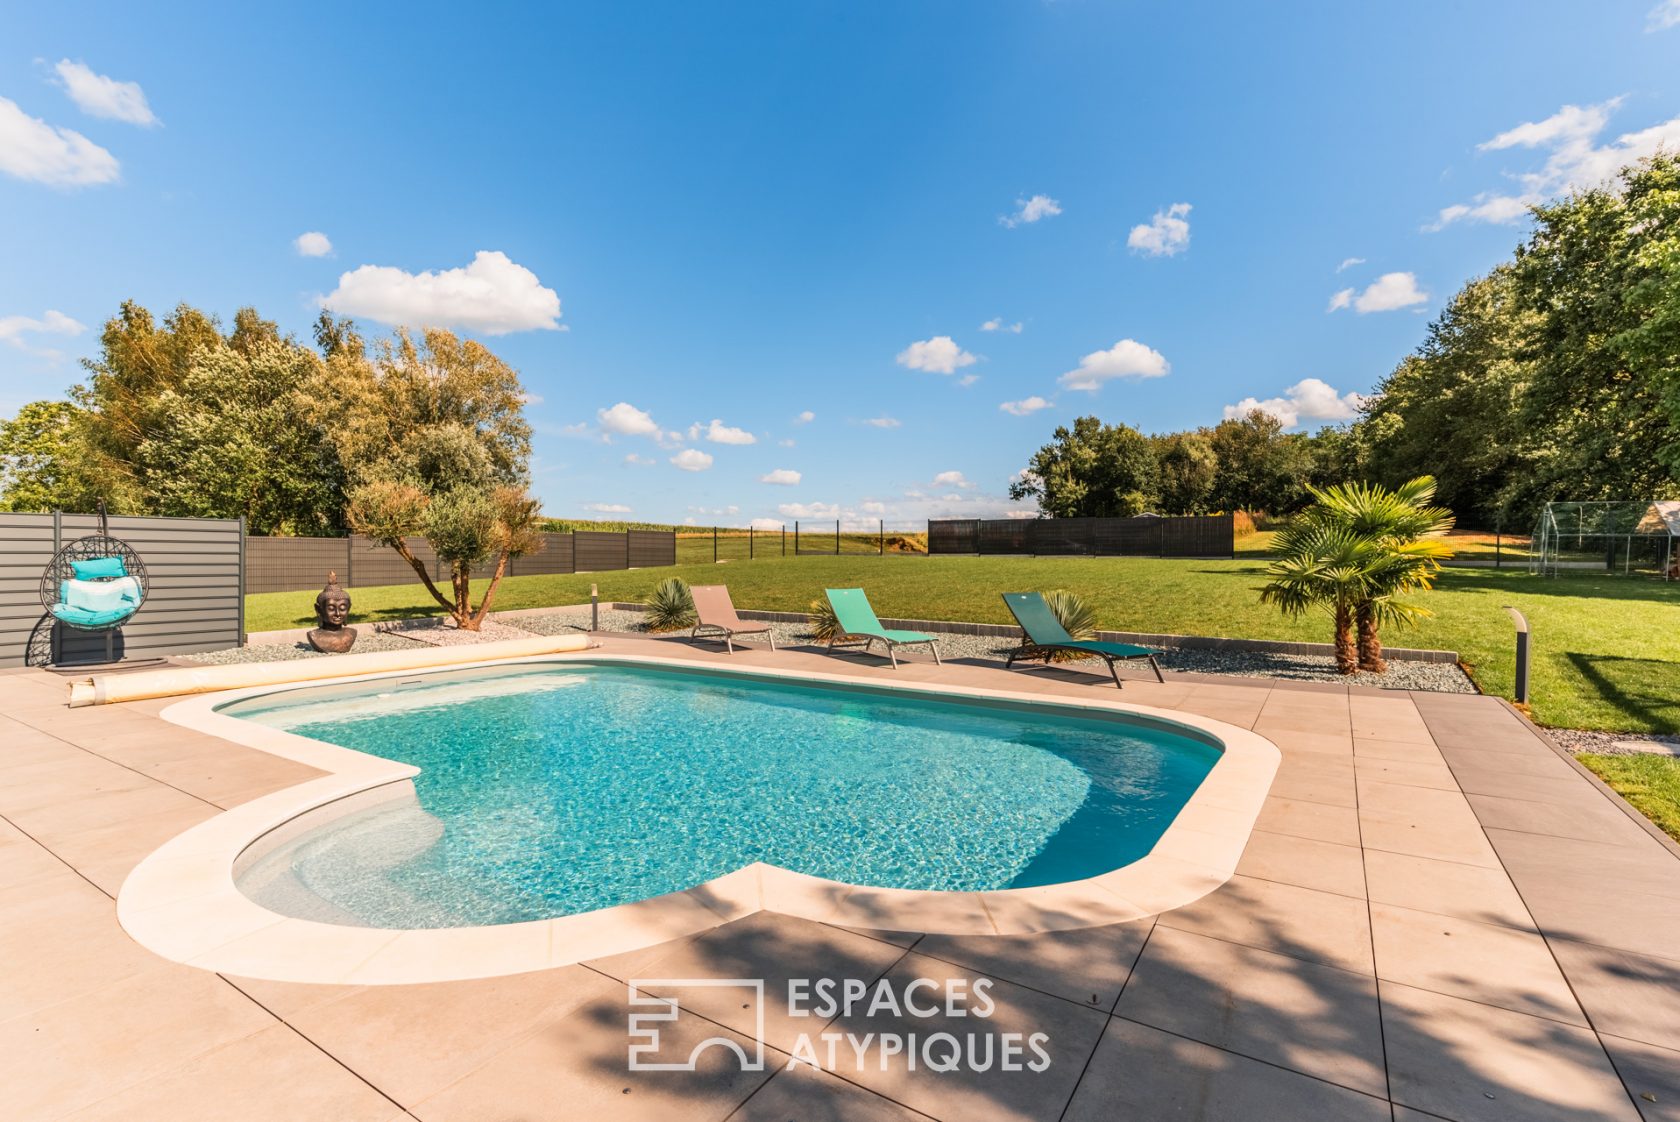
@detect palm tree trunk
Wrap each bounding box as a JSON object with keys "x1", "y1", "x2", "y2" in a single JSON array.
[
  {"x1": 1356, "y1": 601, "x2": 1386, "y2": 673},
  {"x1": 1333, "y1": 604, "x2": 1357, "y2": 675}
]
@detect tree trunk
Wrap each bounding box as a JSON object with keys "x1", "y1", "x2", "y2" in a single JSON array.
[
  {"x1": 469, "y1": 551, "x2": 513, "y2": 629},
  {"x1": 389, "y1": 538, "x2": 457, "y2": 618},
  {"x1": 453, "y1": 565, "x2": 477, "y2": 630},
  {"x1": 1333, "y1": 604, "x2": 1357, "y2": 675},
  {"x1": 1356, "y1": 601, "x2": 1386, "y2": 673}
]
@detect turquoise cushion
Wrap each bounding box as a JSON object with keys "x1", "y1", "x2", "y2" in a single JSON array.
[
  {"x1": 51, "y1": 603, "x2": 135, "y2": 628},
  {"x1": 71, "y1": 556, "x2": 127, "y2": 580}
]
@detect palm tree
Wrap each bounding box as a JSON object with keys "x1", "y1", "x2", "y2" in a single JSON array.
[
  {"x1": 1259, "y1": 521, "x2": 1386, "y2": 674},
  {"x1": 1303, "y1": 477, "x2": 1455, "y2": 671}
]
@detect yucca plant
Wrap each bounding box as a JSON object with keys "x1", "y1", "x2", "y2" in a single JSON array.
[
  {"x1": 644, "y1": 577, "x2": 696, "y2": 631},
  {"x1": 1040, "y1": 589, "x2": 1097, "y2": 661},
  {"x1": 808, "y1": 597, "x2": 842, "y2": 643}
]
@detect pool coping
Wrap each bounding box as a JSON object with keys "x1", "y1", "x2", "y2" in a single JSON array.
[{"x1": 116, "y1": 651, "x2": 1281, "y2": 985}]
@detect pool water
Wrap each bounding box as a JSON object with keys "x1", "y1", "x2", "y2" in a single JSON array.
[{"x1": 226, "y1": 662, "x2": 1220, "y2": 928}]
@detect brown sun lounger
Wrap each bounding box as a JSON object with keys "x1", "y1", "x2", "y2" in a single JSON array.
[{"x1": 689, "y1": 584, "x2": 776, "y2": 653}]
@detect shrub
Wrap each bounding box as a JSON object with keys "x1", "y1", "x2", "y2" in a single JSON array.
[
  {"x1": 1040, "y1": 589, "x2": 1097, "y2": 662},
  {"x1": 1232, "y1": 510, "x2": 1258, "y2": 538},
  {"x1": 808, "y1": 597, "x2": 842, "y2": 643},
  {"x1": 645, "y1": 577, "x2": 696, "y2": 631}
]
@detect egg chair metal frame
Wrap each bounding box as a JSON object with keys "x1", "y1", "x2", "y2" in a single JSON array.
[{"x1": 37, "y1": 500, "x2": 151, "y2": 663}]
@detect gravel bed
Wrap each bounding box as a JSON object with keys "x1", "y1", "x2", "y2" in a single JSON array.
[
  {"x1": 1546, "y1": 728, "x2": 1680, "y2": 758},
  {"x1": 184, "y1": 604, "x2": 1478, "y2": 692}
]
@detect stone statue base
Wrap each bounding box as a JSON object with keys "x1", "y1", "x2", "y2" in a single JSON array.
[{"x1": 307, "y1": 626, "x2": 358, "y2": 654}]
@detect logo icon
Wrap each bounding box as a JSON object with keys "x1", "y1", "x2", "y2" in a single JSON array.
[{"x1": 627, "y1": 979, "x2": 766, "y2": 1072}]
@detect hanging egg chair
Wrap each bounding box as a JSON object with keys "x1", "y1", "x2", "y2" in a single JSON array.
[{"x1": 38, "y1": 500, "x2": 150, "y2": 634}]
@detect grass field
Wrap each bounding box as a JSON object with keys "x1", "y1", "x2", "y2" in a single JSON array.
[
  {"x1": 245, "y1": 553, "x2": 1680, "y2": 735},
  {"x1": 1576, "y1": 754, "x2": 1680, "y2": 841}
]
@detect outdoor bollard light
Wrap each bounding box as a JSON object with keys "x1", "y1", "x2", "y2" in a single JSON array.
[
  {"x1": 1504, "y1": 606, "x2": 1530, "y2": 704},
  {"x1": 591, "y1": 584, "x2": 599, "y2": 632}
]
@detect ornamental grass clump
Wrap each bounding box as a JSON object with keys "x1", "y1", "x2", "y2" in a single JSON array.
[
  {"x1": 1041, "y1": 588, "x2": 1097, "y2": 662},
  {"x1": 645, "y1": 577, "x2": 696, "y2": 631}
]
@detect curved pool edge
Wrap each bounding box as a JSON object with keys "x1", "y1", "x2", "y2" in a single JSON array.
[{"x1": 116, "y1": 651, "x2": 1281, "y2": 985}]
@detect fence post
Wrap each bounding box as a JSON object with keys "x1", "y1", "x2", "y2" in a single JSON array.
[
  {"x1": 795, "y1": 521, "x2": 800, "y2": 553},
  {"x1": 345, "y1": 535, "x2": 354, "y2": 589},
  {"x1": 835, "y1": 519, "x2": 840, "y2": 555},
  {"x1": 749, "y1": 526, "x2": 754, "y2": 560},
  {"x1": 782, "y1": 525, "x2": 787, "y2": 556},
  {"x1": 237, "y1": 516, "x2": 247, "y2": 646},
  {"x1": 713, "y1": 526, "x2": 718, "y2": 564},
  {"x1": 879, "y1": 519, "x2": 884, "y2": 555}
]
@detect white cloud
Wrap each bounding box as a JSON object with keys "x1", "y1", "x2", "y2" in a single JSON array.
[
  {"x1": 1651, "y1": 0, "x2": 1680, "y2": 29},
  {"x1": 1000, "y1": 194, "x2": 1062, "y2": 228},
  {"x1": 582, "y1": 502, "x2": 632, "y2": 514},
  {"x1": 760, "y1": 468, "x2": 802, "y2": 486},
  {"x1": 863, "y1": 416, "x2": 901, "y2": 429},
  {"x1": 1127, "y1": 202, "x2": 1192, "y2": 257},
  {"x1": 0, "y1": 309, "x2": 85, "y2": 348},
  {"x1": 896, "y1": 335, "x2": 978, "y2": 375},
  {"x1": 1336, "y1": 257, "x2": 1365, "y2": 273},
  {"x1": 1328, "y1": 271, "x2": 1428, "y2": 314},
  {"x1": 777, "y1": 501, "x2": 840, "y2": 519},
  {"x1": 957, "y1": 373, "x2": 979, "y2": 387},
  {"x1": 1432, "y1": 99, "x2": 1680, "y2": 229},
  {"x1": 597, "y1": 402, "x2": 660, "y2": 438},
  {"x1": 688, "y1": 418, "x2": 756, "y2": 445},
  {"x1": 319, "y1": 250, "x2": 562, "y2": 334},
  {"x1": 749, "y1": 517, "x2": 785, "y2": 530},
  {"x1": 53, "y1": 60, "x2": 159, "y2": 126},
  {"x1": 932, "y1": 470, "x2": 975, "y2": 489},
  {"x1": 1000, "y1": 395, "x2": 1051, "y2": 416},
  {"x1": 559, "y1": 421, "x2": 592, "y2": 438},
  {"x1": 980, "y1": 318, "x2": 1023, "y2": 333},
  {"x1": 670, "y1": 448, "x2": 713, "y2": 472},
  {"x1": 778, "y1": 438, "x2": 796, "y2": 447},
  {"x1": 0, "y1": 97, "x2": 119, "y2": 186},
  {"x1": 623, "y1": 452, "x2": 654, "y2": 465},
  {"x1": 1058, "y1": 339, "x2": 1170, "y2": 392},
  {"x1": 293, "y1": 231, "x2": 332, "y2": 257},
  {"x1": 793, "y1": 410, "x2": 814, "y2": 424},
  {"x1": 1223, "y1": 378, "x2": 1366, "y2": 429}
]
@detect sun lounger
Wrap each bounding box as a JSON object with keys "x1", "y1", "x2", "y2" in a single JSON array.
[
  {"x1": 1001, "y1": 591, "x2": 1163, "y2": 688},
  {"x1": 824, "y1": 588, "x2": 940, "y2": 668},
  {"x1": 689, "y1": 584, "x2": 776, "y2": 653}
]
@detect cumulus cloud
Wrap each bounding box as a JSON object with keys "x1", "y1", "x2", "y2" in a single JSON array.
[
  {"x1": 623, "y1": 452, "x2": 654, "y2": 465},
  {"x1": 1127, "y1": 202, "x2": 1192, "y2": 257},
  {"x1": 778, "y1": 438, "x2": 796, "y2": 447},
  {"x1": 670, "y1": 448, "x2": 713, "y2": 472},
  {"x1": 1651, "y1": 0, "x2": 1680, "y2": 29},
  {"x1": 749, "y1": 517, "x2": 785, "y2": 530},
  {"x1": 1000, "y1": 194, "x2": 1062, "y2": 228},
  {"x1": 957, "y1": 373, "x2": 979, "y2": 387},
  {"x1": 319, "y1": 250, "x2": 562, "y2": 334},
  {"x1": 583, "y1": 502, "x2": 632, "y2": 514},
  {"x1": 597, "y1": 402, "x2": 660, "y2": 438},
  {"x1": 1058, "y1": 339, "x2": 1170, "y2": 391},
  {"x1": 980, "y1": 318, "x2": 1023, "y2": 333},
  {"x1": 1328, "y1": 272, "x2": 1428, "y2": 314},
  {"x1": 777, "y1": 501, "x2": 840, "y2": 519},
  {"x1": 1431, "y1": 99, "x2": 1680, "y2": 229},
  {"x1": 53, "y1": 60, "x2": 158, "y2": 126},
  {"x1": 792, "y1": 410, "x2": 815, "y2": 425},
  {"x1": 932, "y1": 471, "x2": 975, "y2": 489},
  {"x1": 1336, "y1": 257, "x2": 1366, "y2": 273},
  {"x1": 0, "y1": 97, "x2": 119, "y2": 186},
  {"x1": 294, "y1": 231, "x2": 332, "y2": 257},
  {"x1": 0, "y1": 309, "x2": 85, "y2": 347},
  {"x1": 688, "y1": 418, "x2": 756, "y2": 445},
  {"x1": 1000, "y1": 395, "x2": 1051, "y2": 416},
  {"x1": 863, "y1": 417, "x2": 902, "y2": 429},
  {"x1": 896, "y1": 335, "x2": 978, "y2": 375},
  {"x1": 760, "y1": 468, "x2": 802, "y2": 486},
  {"x1": 1223, "y1": 378, "x2": 1366, "y2": 429}
]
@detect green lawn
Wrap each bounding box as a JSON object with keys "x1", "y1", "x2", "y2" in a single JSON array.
[
  {"x1": 245, "y1": 554, "x2": 1680, "y2": 735},
  {"x1": 1576, "y1": 754, "x2": 1680, "y2": 842}
]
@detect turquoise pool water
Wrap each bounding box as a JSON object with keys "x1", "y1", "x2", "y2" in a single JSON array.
[{"x1": 226, "y1": 662, "x2": 1220, "y2": 928}]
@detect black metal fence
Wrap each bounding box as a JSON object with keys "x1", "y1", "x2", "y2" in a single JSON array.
[{"x1": 928, "y1": 515, "x2": 1234, "y2": 558}]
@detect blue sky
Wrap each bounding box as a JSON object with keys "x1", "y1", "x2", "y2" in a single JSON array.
[{"x1": 4, "y1": 1, "x2": 1679, "y2": 527}]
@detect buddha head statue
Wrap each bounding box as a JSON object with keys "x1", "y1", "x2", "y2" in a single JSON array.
[{"x1": 314, "y1": 571, "x2": 352, "y2": 630}]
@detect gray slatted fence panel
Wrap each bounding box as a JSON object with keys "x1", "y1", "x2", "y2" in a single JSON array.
[
  {"x1": 626, "y1": 530, "x2": 675, "y2": 568},
  {"x1": 0, "y1": 512, "x2": 243, "y2": 667},
  {"x1": 574, "y1": 531, "x2": 630, "y2": 572},
  {"x1": 245, "y1": 537, "x2": 351, "y2": 595}
]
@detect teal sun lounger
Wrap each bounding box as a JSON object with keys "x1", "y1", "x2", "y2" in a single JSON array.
[{"x1": 1001, "y1": 591, "x2": 1164, "y2": 688}]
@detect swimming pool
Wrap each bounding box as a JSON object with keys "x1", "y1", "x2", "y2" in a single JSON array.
[{"x1": 223, "y1": 661, "x2": 1222, "y2": 929}]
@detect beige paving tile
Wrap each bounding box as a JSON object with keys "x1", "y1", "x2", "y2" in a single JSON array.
[
  {"x1": 286, "y1": 963, "x2": 608, "y2": 1108},
  {"x1": 1156, "y1": 874, "x2": 1374, "y2": 974},
  {"x1": 1358, "y1": 782, "x2": 1501, "y2": 869},
  {"x1": 1545, "y1": 939, "x2": 1680, "y2": 1051},
  {"x1": 1253, "y1": 795, "x2": 1362, "y2": 846},
  {"x1": 0, "y1": 962, "x2": 274, "y2": 1119},
  {"x1": 1064, "y1": 1018, "x2": 1389, "y2": 1122},
  {"x1": 0, "y1": 872, "x2": 165, "y2": 1021},
  {"x1": 630, "y1": 911, "x2": 906, "y2": 1052},
  {"x1": 1467, "y1": 791, "x2": 1652, "y2": 845},
  {"x1": 915, "y1": 920, "x2": 1151, "y2": 1009},
  {"x1": 1441, "y1": 744, "x2": 1582, "y2": 780},
  {"x1": 1599, "y1": 1035, "x2": 1680, "y2": 1122},
  {"x1": 1362, "y1": 850, "x2": 1536, "y2": 932},
  {"x1": 1237, "y1": 829, "x2": 1366, "y2": 899},
  {"x1": 1448, "y1": 763, "x2": 1606, "y2": 804},
  {"x1": 1116, "y1": 925, "x2": 1385, "y2": 1094},
  {"x1": 1353, "y1": 755, "x2": 1459, "y2": 791},
  {"x1": 411, "y1": 972, "x2": 773, "y2": 1122},
  {"x1": 1354, "y1": 736, "x2": 1448, "y2": 763},
  {"x1": 822, "y1": 953, "x2": 1107, "y2": 1122},
  {"x1": 1268, "y1": 758, "x2": 1358, "y2": 808},
  {"x1": 1485, "y1": 828, "x2": 1680, "y2": 900},
  {"x1": 60, "y1": 1022, "x2": 403, "y2": 1122},
  {"x1": 1370, "y1": 902, "x2": 1586, "y2": 1026},
  {"x1": 1512, "y1": 878, "x2": 1680, "y2": 961},
  {"x1": 731, "y1": 1065, "x2": 929, "y2": 1122},
  {"x1": 1381, "y1": 980, "x2": 1642, "y2": 1122}
]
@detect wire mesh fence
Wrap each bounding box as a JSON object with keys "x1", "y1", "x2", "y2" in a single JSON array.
[
  {"x1": 1530, "y1": 501, "x2": 1679, "y2": 578},
  {"x1": 672, "y1": 521, "x2": 928, "y2": 565}
]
